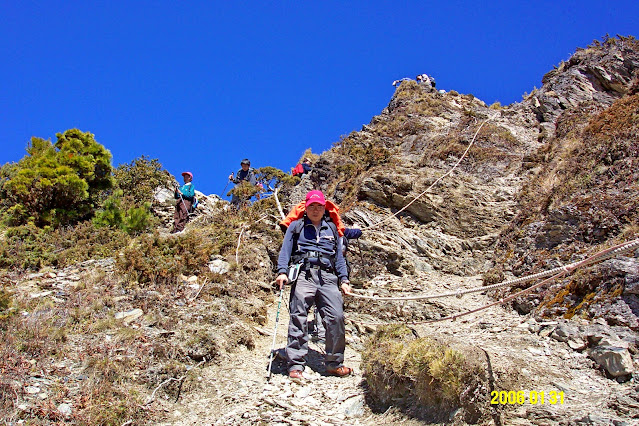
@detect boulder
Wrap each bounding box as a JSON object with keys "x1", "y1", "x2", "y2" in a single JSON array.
[
  {"x1": 587, "y1": 346, "x2": 634, "y2": 378},
  {"x1": 154, "y1": 187, "x2": 175, "y2": 204},
  {"x1": 208, "y1": 258, "x2": 231, "y2": 275}
]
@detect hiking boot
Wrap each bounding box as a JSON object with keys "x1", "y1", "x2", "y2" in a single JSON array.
[
  {"x1": 272, "y1": 348, "x2": 286, "y2": 361},
  {"x1": 289, "y1": 370, "x2": 304, "y2": 381},
  {"x1": 326, "y1": 366, "x2": 352, "y2": 377}
]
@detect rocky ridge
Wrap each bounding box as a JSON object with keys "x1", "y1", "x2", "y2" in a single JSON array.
[
  {"x1": 154, "y1": 36, "x2": 638, "y2": 423},
  {"x1": 3, "y1": 36, "x2": 639, "y2": 425}
]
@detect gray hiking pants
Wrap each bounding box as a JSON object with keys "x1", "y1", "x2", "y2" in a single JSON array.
[
  {"x1": 286, "y1": 267, "x2": 345, "y2": 372},
  {"x1": 312, "y1": 306, "x2": 325, "y2": 340}
]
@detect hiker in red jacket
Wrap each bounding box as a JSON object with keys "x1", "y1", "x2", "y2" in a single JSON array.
[{"x1": 292, "y1": 158, "x2": 312, "y2": 177}]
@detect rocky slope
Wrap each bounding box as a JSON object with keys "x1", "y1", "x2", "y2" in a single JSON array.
[
  {"x1": 3, "y1": 36, "x2": 638, "y2": 425},
  {"x1": 286, "y1": 35, "x2": 639, "y2": 423}
]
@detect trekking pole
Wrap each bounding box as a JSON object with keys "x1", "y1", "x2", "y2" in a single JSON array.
[
  {"x1": 221, "y1": 172, "x2": 233, "y2": 197},
  {"x1": 178, "y1": 192, "x2": 188, "y2": 212},
  {"x1": 175, "y1": 183, "x2": 190, "y2": 215},
  {"x1": 267, "y1": 287, "x2": 284, "y2": 382}
]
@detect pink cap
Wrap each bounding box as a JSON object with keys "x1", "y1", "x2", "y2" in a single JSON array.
[
  {"x1": 305, "y1": 190, "x2": 326, "y2": 207},
  {"x1": 181, "y1": 171, "x2": 193, "y2": 179}
]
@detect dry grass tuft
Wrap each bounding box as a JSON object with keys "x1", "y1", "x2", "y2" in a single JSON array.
[{"x1": 361, "y1": 325, "x2": 490, "y2": 423}]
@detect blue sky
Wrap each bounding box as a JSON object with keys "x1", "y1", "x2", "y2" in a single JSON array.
[{"x1": 1, "y1": 1, "x2": 638, "y2": 197}]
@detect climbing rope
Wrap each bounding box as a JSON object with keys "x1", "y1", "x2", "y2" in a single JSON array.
[
  {"x1": 346, "y1": 238, "x2": 639, "y2": 302},
  {"x1": 361, "y1": 117, "x2": 493, "y2": 232},
  {"x1": 347, "y1": 238, "x2": 639, "y2": 326}
]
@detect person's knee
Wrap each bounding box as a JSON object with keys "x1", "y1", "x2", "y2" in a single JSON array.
[{"x1": 321, "y1": 307, "x2": 344, "y2": 325}]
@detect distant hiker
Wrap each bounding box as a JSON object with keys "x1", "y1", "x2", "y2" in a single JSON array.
[
  {"x1": 228, "y1": 159, "x2": 258, "y2": 206},
  {"x1": 291, "y1": 157, "x2": 313, "y2": 177},
  {"x1": 417, "y1": 74, "x2": 436, "y2": 89},
  {"x1": 276, "y1": 190, "x2": 353, "y2": 380},
  {"x1": 172, "y1": 171, "x2": 195, "y2": 233},
  {"x1": 392, "y1": 77, "x2": 411, "y2": 87},
  {"x1": 302, "y1": 158, "x2": 312, "y2": 174}
]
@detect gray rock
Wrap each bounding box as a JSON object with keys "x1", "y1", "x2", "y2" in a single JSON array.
[
  {"x1": 584, "y1": 324, "x2": 623, "y2": 347},
  {"x1": 342, "y1": 395, "x2": 365, "y2": 418},
  {"x1": 25, "y1": 386, "x2": 40, "y2": 394},
  {"x1": 208, "y1": 257, "x2": 231, "y2": 275},
  {"x1": 567, "y1": 337, "x2": 587, "y2": 351},
  {"x1": 590, "y1": 299, "x2": 639, "y2": 329},
  {"x1": 539, "y1": 324, "x2": 558, "y2": 338},
  {"x1": 587, "y1": 346, "x2": 634, "y2": 378},
  {"x1": 154, "y1": 187, "x2": 175, "y2": 203},
  {"x1": 58, "y1": 402, "x2": 72, "y2": 417},
  {"x1": 611, "y1": 327, "x2": 639, "y2": 354},
  {"x1": 551, "y1": 321, "x2": 580, "y2": 343},
  {"x1": 295, "y1": 386, "x2": 312, "y2": 399},
  {"x1": 527, "y1": 318, "x2": 541, "y2": 334},
  {"x1": 115, "y1": 308, "x2": 144, "y2": 324}
]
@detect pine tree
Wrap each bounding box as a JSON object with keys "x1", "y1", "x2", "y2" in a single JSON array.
[{"x1": 2, "y1": 129, "x2": 114, "y2": 227}]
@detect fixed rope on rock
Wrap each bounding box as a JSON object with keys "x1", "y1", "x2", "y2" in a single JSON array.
[
  {"x1": 345, "y1": 238, "x2": 639, "y2": 325},
  {"x1": 361, "y1": 117, "x2": 493, "y2": 232}
]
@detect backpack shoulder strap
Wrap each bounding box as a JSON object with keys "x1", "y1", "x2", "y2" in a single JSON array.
[
  {"x1": 288, "y1": 218, "x2": 305, "y2": 264},
  {"x1": 291, "y1": 218, "x2": 304, "y2": 234},
  {"x1": 290, "y1": 218, "x2": 304, "y2": 247},
  {"x1": 326, "y1": 220, "x2": 339, "y2": 247},
  {"x1": 321, "y1": 214, "x2": 340, "y2": 256}
]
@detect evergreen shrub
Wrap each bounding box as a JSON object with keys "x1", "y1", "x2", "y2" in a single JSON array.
[{"x1": 1, "y1": 129, "x2": 114, "y2": 227}]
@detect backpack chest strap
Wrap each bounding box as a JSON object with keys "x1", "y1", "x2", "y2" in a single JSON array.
[{"x1": 291, "y1": 251, "x2": 335, "y2": 267}]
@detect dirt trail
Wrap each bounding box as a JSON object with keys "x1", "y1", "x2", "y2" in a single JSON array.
[
  {"x1": 157, "y1": 283, "x2": 429, "y2": 425},
  {"x1": 157, "y1": 272, "x2": 636, "y2": 425}
]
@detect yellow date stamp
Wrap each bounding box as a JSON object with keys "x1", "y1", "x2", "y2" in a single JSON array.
[{"x1": 491, "y1": 390, "x2": 564, "y2": 405}]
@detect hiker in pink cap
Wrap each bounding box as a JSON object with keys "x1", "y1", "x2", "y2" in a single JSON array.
[
  {"x1": 172, "y1": 171, "x2": 195, "y2": 233},
  {"x1": 275, "y1": 190, "x2": 353, "y2": 380}
]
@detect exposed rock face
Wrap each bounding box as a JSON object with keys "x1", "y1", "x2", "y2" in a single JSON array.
[
  {"x1": 307, "y1": 87, "x2": 539, "y2": 277},
  {"x1": 298, "y1": 36, "x2": 639, "y2": 423},
  {"x1": 304, "y1": 37, "x2": 639, "y2": 323},
  {"x1": 527, "y1": 37, "x2": 639, "y2": 129}
]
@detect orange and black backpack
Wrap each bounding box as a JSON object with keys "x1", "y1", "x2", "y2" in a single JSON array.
[{"x1": 279, "y1": 200, "x2": 345, "y2": 236}]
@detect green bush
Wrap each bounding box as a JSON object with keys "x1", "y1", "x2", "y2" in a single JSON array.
[
  {"x1": 1, "y1": 129, "x2": 114, "y2": 227},
  {"x1": 93, "y1": 190, "x2": 125, "y2": 229},
  {"x1": 124, "y1": 203, "x2": 154, "y2": 235},
  {"x1": 113, "y1": 156, "x2": 169, "y2": 208},
  {"x1": 93, "y1": 189, "x2": 156, "y2": 235},
  {"x1": 0, "y1": 221, "x2": 129, "y2": 270},
  {"x1": 0, "y1": 288, "x2": 14, "y2": 321},
  {"x1": 228, "y1": 180, "x2": 262, "y2": 200},
  {"x1": 116, "y1": 231, "x2": 214, "y2": 285}
]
